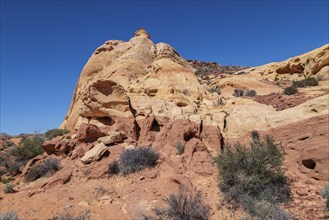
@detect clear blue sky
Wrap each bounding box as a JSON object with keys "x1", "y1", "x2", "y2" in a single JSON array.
[{"x1": 1, "y1": 1, "x2": 328, "y2": 135}]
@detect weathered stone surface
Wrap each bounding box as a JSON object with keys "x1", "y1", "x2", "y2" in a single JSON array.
[
  {"x1": 98, "y1": 132, "x2": 124, "y2": 145},
  {"x1": 81, "y1": 142, "x2": 108, "y2": 164},
  {"x1": 76, "y1": 123, "x2": 105, "y2": 143}
]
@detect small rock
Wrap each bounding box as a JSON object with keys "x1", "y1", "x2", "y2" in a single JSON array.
[
  {"x1": 78, "y1": 201, "x2": 89, "y2": 207},
  {"x1": 140, "y1": 176, "x2": 145, "y2": 180},
  {"x1": 81, "y1": 142, "x2": 108, "y2": 164},
  {"x1": 98, "y1": 132, "x2": 124, "y2": 145}
]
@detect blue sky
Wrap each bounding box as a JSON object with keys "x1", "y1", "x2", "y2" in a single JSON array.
[{"x1": 1, "y1": 1, "x2": 328, "y2": 135}]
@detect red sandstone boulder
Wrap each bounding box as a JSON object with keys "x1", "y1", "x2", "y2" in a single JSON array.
[{"x1": 76, "y1": 123, "x2": 105, "y2": 143}]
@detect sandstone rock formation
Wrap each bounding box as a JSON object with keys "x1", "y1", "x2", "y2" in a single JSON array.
[{"x1": 1, "y1": 29, "x2": 328, "y2": 220}]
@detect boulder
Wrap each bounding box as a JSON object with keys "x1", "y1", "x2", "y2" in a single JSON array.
[
  {"x1": 81, "y1": 142, "x2": 108, "y2": 164},
  {"x1": 76, "y1": 123, "x2": 105, "y2": 143},
  {"x1": 98, "y1": 132, "x2": 124, "y2": 145}
]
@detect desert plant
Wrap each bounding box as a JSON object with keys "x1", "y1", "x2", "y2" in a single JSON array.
[
  {"x1": 283, "y1": 86, "x2": 297, "y2": 95},
  {"x1": 245, "y1": 90, "x2": 257, "y2": 97},
  {"x1": 150, "y1": 187, "x2": 210, "y2": 220},
  {"x1": 293, "y1": 77, "x2": 318, "y2": 88},
  {"x1": 214, "y1": 99, "x2": 224, "y2": 107},
  {"x1": 321, "y1": 185, "x2": 329, "y2": 211},
  {"x1": 233, "y1": 89, "x2": 244, "y2": 97},
  {"x1": 3, "y1": 183, "x2": 15, "y2": 194},
  {"x1": 119, "y1": 147, "x2": 159, "y2": 174},
  {"x1": 251, "y1": 130, "x2": 260, "y2": 142},
  {"x1": 175, "y1": 143, "x2": 185, "y2": 155},
  {"x1": 181, "y1": 89, "x2": 189, "y2": 95},
  {"x1": 216, "y1": 135, "x2": 290, "y2": 216},
  {"x1": 25, "y1": 158, "x2": 60, "y2": 182},
  {"x1": 45, "y1": 129, "x2": 69, "y2": 140},
  {"x1": 0, "y1": 211, "x2": 19, "y2": 220},
  {"x1": 50, "y1": 210, "x2": 90, "y2": 220},
  {"x1": 108, "y1": 160, "x2": 120, "y2": 175},
  {"x1": 208, "y1": 86, "x2": 221, "y2": 95},
  {"x1": 10, "y1": 136, "x2": 44, "y2": 163},
  {"x1": 244, "y1": 198, "x2": 291, "y2": 220}
]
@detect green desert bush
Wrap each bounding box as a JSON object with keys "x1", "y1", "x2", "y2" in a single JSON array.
[
  {"x1": 10, "y1": 136, "x2": 44, "y2": 163},
  {"x1": 119, "y1": 147, "x2": 159, "y2": 174},
  {"x1": 0, "y1": 211, "x2": 19, "y2": 220},
  {"x1": 216, "y1": 135, "x2": 290, "y2": 217},
  {"x1": 25, "y1": 158, "x2": 60, "y2": 182},
  {"x1": 146, "y1": 187, "x2": 210, "y2": 220},
  {"x1": 321, "y1": 185, "x2": 329, "y2": 211},
  {"x1": 246, "y1": 199, "x2": 291, "y2": 220},
  {"x1": 50, "y1": 210, "x2": 90, "y2": 220},
  {"x1": 3, "y1": 183, "x2": 15, "y2": 194},
  {"x1": 283, "y1": 86, "x2": 298, "y2": 95},
  {"x1": 45, "y1": 129, "x2": 69, "y2": 140},
  {"x1": 292, "y1": 77, "x2": 318, "y2": 88}
]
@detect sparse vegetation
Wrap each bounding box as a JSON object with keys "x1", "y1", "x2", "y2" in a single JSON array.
[
  {"x1": 145, "y1": 187, "x2": 210, "y2": 220},
  {"x1": 175, "y1": 143, "x2": 185, "y2": 155},
  {"x1": 50, "y1": 210, "x2": 91, "y2": 220},
  {"x1": 45, "y1": 129, "x2": 69, "y2": 140},
  {"x1": 283, "y1": 86, "x2": 298, "y2": 95},
  {"x1": 216, "y1": 135, "x2": 290, "y2": 218},
  {"x1": 3, "y1": 183, "x2": 15, "y2": 194},
  {"x1": 233, "y1": 89, "x2": 257, "y2": 97},
  {"x1": 321, "y1": 185, "x2": 329, "y2": 211},
  {"x1": 245, "y1": 89, "x2": 257, "y2": 97},
  {"x1": 108, "y1": 160, "x2": 120, "y2": 175},
  {"x1": 292, "y1": 77, "x2": 318, "y2": 88},
  {"x1": 10, "y1": 136, "x2": 44, "y2": 163},
  {"x1": 119, "y1": 147, "x2": 159, "y2": 174},
  {"x1": 25, "y1": 158, "x2": 60, "y2": 182},
  {"x1": 0, "y1": 211, "x2": 20, "y2": 220},
  {"x1": 208, "y1": 86, "x2": 221, "y2": 95},
  {"x1": 233, "y1": 88, "x2": 244, "y2": 97}
]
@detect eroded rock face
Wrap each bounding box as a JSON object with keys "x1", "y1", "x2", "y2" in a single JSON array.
[{"x1": 76, "y1": 124, "x2": 105, "y2": 143}]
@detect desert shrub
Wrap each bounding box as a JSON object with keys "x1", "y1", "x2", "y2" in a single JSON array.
[
  {"x1": 3, "y1": 183, "x2": 15, "y2": 194},
  {"x1": 1, "y1": 160, "x2": 22, "y2": 176},
  {"x1": 148, "y1": 187, "x2": 210, "y2": 220},
  {"x1": 208, "y1": 86, "x2": 221, "y2": 95},
  {"x1": 181, "y1": 89, "x2": 189, "y2": 95},
  {"x1": 244, "y1": 199, "x2": 291, "y2": 220},
  {"x1": 108, "y1": 160, "x2": 120, "y2": 175},
  {"x1": 283, "y1": 86, "x2": 297, "y2": 95},
  {"x1": 216, "y1": 135, "x2": 290, "y2": 216},
  {"x1": 233, "y1": 89, "x2": 244, "y2": 97},
  {"x1": 245, "y1": 90, "x2": 257, "y2": 97},
  {"x1": 10, "y1": 136, "x2": 44, "y2": 163},
  {"x1": 175, "y1": 143, "x2": 185, "y2": 155},
  {"x1": 25, "y1": 158, "x2": 60, "y2": 182},
  {"x1": 119, "y1": 147, "x2": 159, "y2": 174},
  {"x1": 0, "y1": 211, "x2": 19, "y2": 220},
  {"x1": 2, "y1": 140, "x2": 15, "y2": 148},
  {"x1": 50, "y1": 210, "x2": 90, "y2": 220},
  {"x1": 45, "y1": 129, "x2": 69, "y2": 140},
  {"x1": 321, "y1": 185, "x2": 329, "y2": 211},
  {"x1": 292, "y1": 77, "x2": 318, "y2": 88}
]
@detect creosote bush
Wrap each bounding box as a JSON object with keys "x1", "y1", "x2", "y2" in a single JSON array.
[
  {"x1": 144, "y1": 187, "x2": 210, "y2": 220},
  {"x1": 45, "y1": 129, "x2": 69, "y2": 140},
  {"x1": 10, "y1": 136, "x2": 44, "y2": 163},
  {"x1": 0, "y1": 211, "x2": 20, "y2": 220},
  {"x1": 50, "y1": 210, "x2": 90, "y2": 220},
  {"x1": 119, "y1": 147, "x2": 159, "y2": 174},
  {"x1": 216, "y1": 135, "x2": 290, "y2": 218},
  {"x1": 25, "y1": 158, "x2": 60, "y2": 182},
  {"x1": 283, "y1": 86, "x2": 298, "y2": 95}
]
